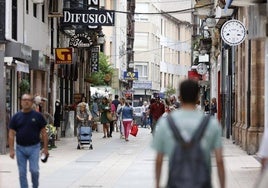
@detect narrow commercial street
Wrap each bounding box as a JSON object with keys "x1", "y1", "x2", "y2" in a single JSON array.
[{"x1": 0, "y1": 128, "x2": 261, "y2": 188}]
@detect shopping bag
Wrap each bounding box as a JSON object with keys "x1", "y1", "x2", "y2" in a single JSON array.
[{"x1": 130, "y1": 124, "x2": 138, "y2": 137}]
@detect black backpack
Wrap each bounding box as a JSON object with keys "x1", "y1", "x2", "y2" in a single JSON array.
[{"x1": 167, "y1": 115, "x2": 211, "y2": 188}]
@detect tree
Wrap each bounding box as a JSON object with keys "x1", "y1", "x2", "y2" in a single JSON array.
[
  {"x1": 85, "y1": 52, "x2": 113, "y2": 86},
  {"x1": 165, "y1": 85, "x2": 176, "y2": 98}
]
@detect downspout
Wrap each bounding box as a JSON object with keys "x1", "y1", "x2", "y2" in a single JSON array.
[
  {"x1": 247, "y1": 40, "x2": 251, "y2": 128},
  {"x1": 265, "y1": 38, "x2": 268, "y2": 130}
]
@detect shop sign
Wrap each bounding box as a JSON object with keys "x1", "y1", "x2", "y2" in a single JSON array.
[
  {"x1": 69, "y1": 33, "x2": 93, "y2": 48},
  {"x1": 133, "y1": 81, "x2": 152, "y2": 89},
  {"x1": 90, "y1": 47, "x2": 99, "y2": 72},
  {"x1": 62, "y1": 8, "x2": 115, "y2": 26},
  {"x1": 55, "y1": 48, "x2": 72, "y2": 64},
  {"x1": 123, "y1": 71, "x2": 138, "y2": 80},
  {"x1": 188, "y1": 70, "x2": 202, "y2": 81}
]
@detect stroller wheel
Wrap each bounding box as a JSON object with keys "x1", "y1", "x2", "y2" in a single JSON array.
[
  {"x1": 77, "y1": 144, "x2": 81, "y2": 150},
  {"x1": 90, "y1": 145, "x2": 93, "y2": 150}
]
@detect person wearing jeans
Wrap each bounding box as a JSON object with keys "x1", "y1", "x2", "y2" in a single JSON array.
[
  {"x1": 16, "y1": 143, "x2": 40, "y2": 188},
  {"x1": 120, "y1": 100, "x2": 133, "y2": 141},
  {"x1": 9, "y1": 93, "x2": 48, "y2": 188}
]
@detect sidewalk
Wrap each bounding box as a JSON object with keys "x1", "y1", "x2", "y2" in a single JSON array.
[{"x1": 0, "y1": 128, "x2": 261, "y2": 188}]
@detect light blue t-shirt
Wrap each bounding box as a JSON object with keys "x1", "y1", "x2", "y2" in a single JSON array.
[{"x1": 151, "y1": 109, "x2": 222, "y2": 171}]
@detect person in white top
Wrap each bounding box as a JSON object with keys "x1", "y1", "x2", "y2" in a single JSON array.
[{"x1": 141, "y1": 101, "x2": 149, "y2": 128}]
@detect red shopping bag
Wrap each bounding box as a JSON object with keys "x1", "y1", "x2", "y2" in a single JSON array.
[{"x1": 130, "y1": 124, "x2": 138, "y2": 137}]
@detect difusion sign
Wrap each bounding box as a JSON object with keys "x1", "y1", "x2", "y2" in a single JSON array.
[{"x1": 62, "y1": 9, "x2": 115, "y2": 26}]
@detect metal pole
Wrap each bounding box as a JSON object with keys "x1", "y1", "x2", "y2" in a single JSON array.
[
  {"x1": 126, "y1": 0, "x2": 135, "y2": 90},
  {"x1": 0, "y1": 45, "x2": 7, "y2": 154}
]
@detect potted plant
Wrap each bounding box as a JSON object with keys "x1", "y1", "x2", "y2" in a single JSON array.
[{"x1": 19, "y1": 79, "x2": 30, "y2": 94}]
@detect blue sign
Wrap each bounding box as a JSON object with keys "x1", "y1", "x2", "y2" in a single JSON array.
[
  {"x1": 123, "y1": 71, "x2": 138, "y2": 80},
  {"x1": 133, "y1": 81, "x2": 152, "y2": 89}
]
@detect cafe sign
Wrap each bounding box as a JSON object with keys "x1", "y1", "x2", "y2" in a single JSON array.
[{"x1": 69, "y1": 33, "x2": 93, "y2": 48}]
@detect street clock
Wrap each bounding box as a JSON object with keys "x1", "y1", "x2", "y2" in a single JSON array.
[
  {"x1": 221, "y1": 19, "x2": 247, "y2": 46},
  {"x1": 196, "y1": 63, "x2": 208, "y2": 75}
]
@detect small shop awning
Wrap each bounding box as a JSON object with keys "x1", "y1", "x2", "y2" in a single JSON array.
[{"x1": 4, "y1": 57, "x2": 29, "y2": 73}]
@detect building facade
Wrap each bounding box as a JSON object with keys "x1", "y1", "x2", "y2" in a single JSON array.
[{"x1": 194, "y1": 0, "x2": 268, "y2": 154}]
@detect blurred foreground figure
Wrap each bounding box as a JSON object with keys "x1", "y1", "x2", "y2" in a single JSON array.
[{"x1": 152, "y1": 79, "x2": 225, "y2": 188}]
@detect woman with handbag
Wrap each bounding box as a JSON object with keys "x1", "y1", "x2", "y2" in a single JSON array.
[{"x1": 119, "y1": 100, "x2": 134, "y2": 141}]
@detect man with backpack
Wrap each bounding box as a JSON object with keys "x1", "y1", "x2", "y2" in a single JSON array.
[{"x1": 152, "y1": 79, "x2": 225, "y2": 188}]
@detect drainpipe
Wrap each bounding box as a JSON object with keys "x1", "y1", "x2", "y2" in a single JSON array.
[
  {"x1": 265, "y1": 38, "x2": 268, "y2": 130},
  {"x1": 247, "y1": 40, "x2": 251, "y2": 128}
]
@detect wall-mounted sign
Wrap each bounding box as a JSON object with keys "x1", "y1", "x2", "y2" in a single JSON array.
[
  {"x1": 55, "y1": 48, "x2": 72, "y2": 64},
  {"x1": 124, "y1": 71, "x2": 138, "y2": 80},
  {"x1": 91, "y1": 47, "x2": 99, "y2": 72},
  {"x1": 133, "y1": 81, "x2": 152, "y2": 89},
  {"x1": 62, "y1": 9, "x2": 115, "y2": 27},
  {"x1": 69, "y1": 33, "x2": 93, "y2": 48}
]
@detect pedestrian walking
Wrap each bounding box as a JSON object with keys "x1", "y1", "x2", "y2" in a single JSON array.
[
  {"x1": 150, "y1": 96, "x2": 165, "y2": 133},
  {"x1": 256, "y1": 132, "x2": 268, "y2": 187},
  {"x1": 99, "y1": 97, "x2": 111, "y2": 138},
  {"x1": 91, "y1": 98, "x2": 100, "y2": 131},
  {"x1": 118, "y1": 100, "x2": 134, "y2": 141},
  {"x1": 112, "y1": 95, "x2": 121, "y2": 132},
  {"x1": 204, "y1": 100, "x2": 210, "y2": 115},
  {"x1": 141, "y1": 101, "x2": 149, "y2": 128},
  {"x1": 117, "y1": 98, "x2": 126, "y2": 139},
  {"x1": 210, "y1": 97, "x2": 217, "y2": 116},
  {"x1": 54, "y1": 99, "x2": 62, "y2": 140},
  {"x1": 152, "y1": 79, "x2": 225, "y2": 188},
  {"x1": 8, "y1": 93, "x2": 49, "y2": 188}
]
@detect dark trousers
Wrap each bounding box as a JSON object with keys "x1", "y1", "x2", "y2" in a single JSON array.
[{"x1": 109, "y1": 121, "x2": 114, "y2": 136}]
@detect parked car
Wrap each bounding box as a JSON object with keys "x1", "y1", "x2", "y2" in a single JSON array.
[{"x1": 133, "y1": 106, "x2": 143, "y2": 126}]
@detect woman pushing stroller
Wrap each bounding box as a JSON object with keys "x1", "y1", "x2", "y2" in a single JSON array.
[{"x1": 76, "y1": 102, "x2": 93, "y2": 149}]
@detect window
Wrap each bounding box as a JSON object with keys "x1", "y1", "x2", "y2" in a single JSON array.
[
  {"x1": 134, "y1": 3, "x2": 148, "y2": 22},
  {"x1": 33, "y1": 3, "x2": 37, "y2": 17},
  {"x1": 50, "y1": 18, "x2": 54, "y2": 55},
  {"x1": 42, "y1": 4, "x2": 45, "y2": 22},
  {"x1": 135, "y1": 62, "x2": 148, "y2": 80},
  {"x1": 12, "y1": 0, "x2": 17, "y2": 40},
  {"x1": 26, "y1": 0, "x2": 29, "y2": 14},
  {"x1": 134, "y1": 32, "x2": 149, "y2": 51}
]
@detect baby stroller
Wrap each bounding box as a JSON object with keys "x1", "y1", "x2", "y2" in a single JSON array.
[{"x1": 77, "y1": 120, "x2": 93, "y2": 150}]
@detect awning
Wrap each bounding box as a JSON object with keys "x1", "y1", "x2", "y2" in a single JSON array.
[
  {"x1": 15, "y1": 60, "x2": 29, "y2": 73},
  {"x1": 4, "y1": 57, "x2": 29, "y2": 73}
]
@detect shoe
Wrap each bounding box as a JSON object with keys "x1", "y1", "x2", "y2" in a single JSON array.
[
  {"x1": 125, "y1": 138, "x2": 129, "y2": 141},
  {"x1": 103, "y1": 136, "x2": 107, "y2": 138}
]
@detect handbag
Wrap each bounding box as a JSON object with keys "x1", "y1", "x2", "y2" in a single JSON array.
[
  {"x1": 107, "y1": 111, "x2": 116, "y2": 121},
  {"x1": 130, "y1": 124, "x2": 138, "y2": 137}
]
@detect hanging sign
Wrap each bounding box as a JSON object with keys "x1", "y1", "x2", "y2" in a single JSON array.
[
  {"x1": 91, "y1": 47, "x2": 99, "y2": 72},
  {"x1": 124, "y1": 71, "x2": 138, "y2": 80},
  {"x1": 69, "y1": 33, "x2": 93, "y2": 48},
  {"x1": 62, "y1": 9, "x2": 115, "y2": 27},
  {"x1": 55, "y1": 48, "x2": 72, "y2": 64}
]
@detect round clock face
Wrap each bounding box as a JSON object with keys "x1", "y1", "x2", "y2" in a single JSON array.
[
  {"x1": 196, "y1": 63, "x2": 207, "y2": 75},
  {"x1": 221, "y1": 20, "x2": 246, "y2": 46}
]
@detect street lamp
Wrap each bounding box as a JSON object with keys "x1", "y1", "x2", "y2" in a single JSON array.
[{"x1": 97, "y1": 30, "x2": 105, "y2": 45}]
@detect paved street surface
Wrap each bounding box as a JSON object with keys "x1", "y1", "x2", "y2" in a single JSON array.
[{"x1": 0, "y1": 128, "x2": 261, "y2": 188}]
